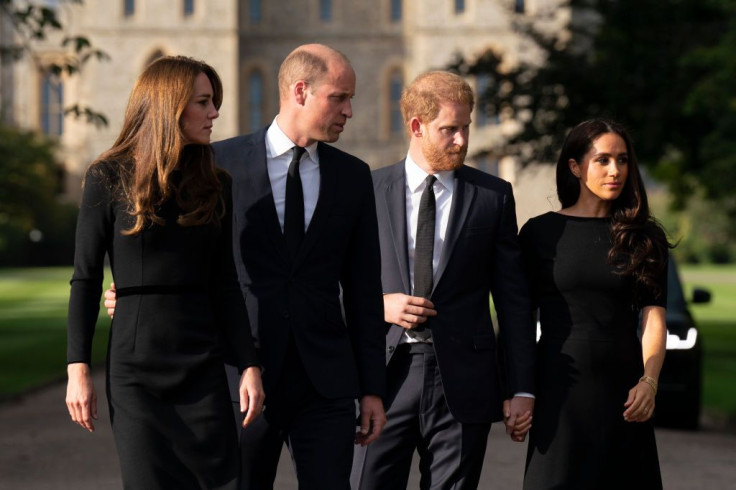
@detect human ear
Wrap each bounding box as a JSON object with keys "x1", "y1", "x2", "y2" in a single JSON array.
[
  {"x1": 410, "y1": 118, "x2": 423, "y2": 137},
  {"x1": 568, "y1": 158, "x2": 580, "y2": 178},
  {"x1": 294, "y1": 80, "x2": 308, "y2": 105}
]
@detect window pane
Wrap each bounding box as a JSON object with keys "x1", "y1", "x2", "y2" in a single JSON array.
[
  {"x1": 389, "y1": 71, "x2": 403, "y2": 135},
  {"x1": 391, "y1": 0, "x2": 402, "y2": 21},
  {"x1": 250, "y1": 0, "x2": 261, "y2": 22},
  {"x1": 41, "y1": 75, "x2": 63, "y2": 136},
  {"x1": 249, "y1": 72, "x2": 264, "y2": 132},
  {"x1": 455, "y1": 0, "x2": 465, "y2": 14},
  {"x1": 320, "y1": 0, "x2": 332, "y2": 21},
  {"x1": 124, "y1": 0, "x2": 134, "y2": 17},
  {"x1": 184, "y1": 0, "x2": 194, "y2": 16},
  {"x1": 515, "y1": 0, "x2": 525, "y2": 14}
]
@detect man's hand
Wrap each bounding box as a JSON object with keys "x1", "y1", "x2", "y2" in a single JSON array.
[
  {"x1": 104, "y1": 282, "x2": 116, "y2": 319},
  {"x1": 66, "y1": 363, "x2": 98, "y2": 433},
  {"x1": 355, "y1": 395, "x2": 386, "y2": 446},
  {"x1": 504, "y1": 396, "x2": 534, "y2": 442},
  {"x1": 239, "y1": 366, "x2": 265, "y2": 428},
  {"x1": 383, "y1": 293, "x2": 437, "y2": 330}
]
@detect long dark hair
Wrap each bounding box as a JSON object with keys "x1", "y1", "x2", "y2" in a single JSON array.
[
  {"x1": 90, "y1": 55, "x2": 224, "y2": 235},
  {"x1": 556, "y1": 119, "x2": 671, "y2": 305}
]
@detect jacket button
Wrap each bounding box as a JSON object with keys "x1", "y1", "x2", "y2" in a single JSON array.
[
  {"x1": 282, "y1": 310, "x2": 290, "y2": 319},
  {"x1": 387, "y1": 345, "x2": 395, "y2": 353}
]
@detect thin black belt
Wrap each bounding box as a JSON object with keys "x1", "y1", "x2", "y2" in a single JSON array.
[{"x1": 116, "y1": 285, "x2": 207, "y2": 297}]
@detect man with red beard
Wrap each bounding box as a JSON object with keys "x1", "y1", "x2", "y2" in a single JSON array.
[{"x1": 351, "y1": 71, "x2": 536, "y2": 489}]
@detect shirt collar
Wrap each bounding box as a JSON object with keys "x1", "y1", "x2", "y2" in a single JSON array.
[
  {"x1": 404, "y1": 153, "x2": 454, "y2": 194},
  {"x1": 266, "y1": 116, "x2": 319, "y2": 163}
]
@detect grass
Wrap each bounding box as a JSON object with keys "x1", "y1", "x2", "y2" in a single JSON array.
[
  {"x1": 680, "y1": 264, "x2": 736, "y2": 423},
  {"x1": 1, "y1": 265, "x2": 735, "y2": 424},
  {"x1": 0, "y1": 267, "x2": 111, "y2": 398}
]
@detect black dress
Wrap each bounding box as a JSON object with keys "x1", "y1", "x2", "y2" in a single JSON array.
[
  {"x1": 67, "y1": 161, "x2": 257, "y2": 489},
  {"x1": 519, "y1": 212, "x2": 664, "y2": 490}
]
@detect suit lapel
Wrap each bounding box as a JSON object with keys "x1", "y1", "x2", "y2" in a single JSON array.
[
  {"x1": 241, "y1": 130, "x2": 289, "y2": 260},
  {"x1": 434, "y1": 166, "x2": 475, "y2": 290},
  {"x1": 384, "y1": 162, "x2": 411, "y2": 294}
]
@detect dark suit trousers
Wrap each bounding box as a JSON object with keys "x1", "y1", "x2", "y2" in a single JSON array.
[
  {"x1": 351, "y1": 343, "x2": 491, "y2": 490},
  {"x1": 239, "y1": 337, "x2": 356, "y2": 490}
]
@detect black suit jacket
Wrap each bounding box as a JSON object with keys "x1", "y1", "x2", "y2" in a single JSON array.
[
  {"x1": 373, "y1": 161, "x2": 535, "y2": 423},
  {"x1": 214, "y1": 128, "x2": 386, "y2": 400}
]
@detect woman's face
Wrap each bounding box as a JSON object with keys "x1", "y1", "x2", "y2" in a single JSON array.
[
  {"x1": 570, "y1": 132, "x2": 629, "y2": 204},
  {"x1": 180, "y1": 72, "x2": 219, "y2": 145}
]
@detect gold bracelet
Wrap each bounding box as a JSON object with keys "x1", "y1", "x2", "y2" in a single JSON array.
[{"x1": 639, "y1": 375, "x2": 658, "y2": 395}]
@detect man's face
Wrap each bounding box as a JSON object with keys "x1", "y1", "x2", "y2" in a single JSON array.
[
  {"x1": 420, "y1": 101, "x2": 470, "y2": 172},
  {"x1": 301, "y1": 61, "x2": 355, "y2": 143}
]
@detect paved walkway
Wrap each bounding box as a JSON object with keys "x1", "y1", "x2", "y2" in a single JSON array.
[
  {"x1": 0, "y1": 370, "x2": 527, "y2": 489},
  {"x1": 2, "y1": 369, "x2": 735, "y2": 489}
]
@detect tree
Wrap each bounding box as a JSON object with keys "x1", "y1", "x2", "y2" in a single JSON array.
[
  {"x1": 0, "y1": 124, "x2": 76, "y2": 265},
  {"x1": 0, "y1": 0, "x2": 109, "y2": 126},
  {"x1": 453, "y1": 0, "x2": 736, "y2": 260}
]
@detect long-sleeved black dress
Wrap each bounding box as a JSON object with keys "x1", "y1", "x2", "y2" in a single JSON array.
[
  {"x1": 520, "y1": 212, "x2": 664, "y2": 490},
  {"x1": 67, "y1": 161, "x2": 257, "y2": 489}
]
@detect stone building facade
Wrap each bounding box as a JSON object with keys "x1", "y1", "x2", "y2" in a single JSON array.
[{"x1": 4, "y1": 0, "x2": 566, "y2": 220}]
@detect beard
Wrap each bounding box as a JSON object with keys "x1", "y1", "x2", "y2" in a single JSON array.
[{"x1": 422, "y1": 139, "x2": 467, "y2": 172}]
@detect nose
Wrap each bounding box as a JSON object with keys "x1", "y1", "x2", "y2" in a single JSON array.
[
  {"x1": 210, "y1": 105, "x2": 219, "y2": 120},
  {"x1": 609, "y1": 162, "x2": 621, "y2": 177},
  {"x1": 342, "y1": 99, "x2": 353, "y2": 119},
  {"x1": 455, "y1": 130, "x2": 468, "y2": 147}
]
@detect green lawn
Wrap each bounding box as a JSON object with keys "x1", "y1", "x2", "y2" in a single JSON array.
[
  {"x1": 680, "y1": 264, "x2": 736, "y2": 423},
  {"x1": 0, "y1": 267, "x2": 111, "y2": 398},
  {"x1": 1, "y1": 265, "x2": 735, "y2": 424}
]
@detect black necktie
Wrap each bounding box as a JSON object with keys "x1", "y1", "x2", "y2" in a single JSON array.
[
  {"x1": 413, "y1": 174, "x2": 436, "y2": 304},
  {"x1": 285, "y1": 146, "x2": 306, "y2": 260},
  {"x1": 411, "y1": 175, "x2": 436, "y2": 336}
]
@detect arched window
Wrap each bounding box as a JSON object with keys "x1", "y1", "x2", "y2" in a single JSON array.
[
  {"x1": 389, "y1": 69, "x2": 403, "y2": 136},
  {"x1": 41, "y1": 74, "x2": 63, "y2": 136},
  {"x1": 248, "y1": 71, "x2": 264, "y2": 132},
  {"x1": 183, "y1": 0, "x2": 194, "y2": 16},
  {"x1": 515, "y1": 0, "x2": 525, "y2": 14},
  {"x1": 455, "y1": 0, "x2": 465, "y2": 14},
  {"x1": 476, "y1": 74, "x2": 499, "y2": 127}
]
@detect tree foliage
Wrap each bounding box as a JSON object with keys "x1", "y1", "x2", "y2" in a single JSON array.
[
  {"x1": 453, "y1": 0, "x2": 734, "y2": 206},
  {"x1": 0, "y1": 124, "x2": 76, "y2": 265},
  {"x1": 0, "y1": 0, "x2": 109, "y2": 127},
  {"x1": 452, "y1": 0, "x2": 736, "y2": 260}
]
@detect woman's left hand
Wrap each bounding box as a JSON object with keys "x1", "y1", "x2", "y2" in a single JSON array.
[
  {"x1": 623, "y1": 380, "x2": 656, "y2": 422},
  {"x1": 239, "y1": 366, "x2": 264, "y2": 427}
]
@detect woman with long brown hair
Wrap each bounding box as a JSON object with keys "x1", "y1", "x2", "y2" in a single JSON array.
[
  {"x1": 519, "y1": 119, "x2": 669, "y2": 489},
  {"x1": 65, "y1": 56, "x2": 263, "y2": 489}
]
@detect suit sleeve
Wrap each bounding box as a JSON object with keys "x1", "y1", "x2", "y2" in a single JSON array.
[
  {"x1": 340, "y1": 164, "x2": 387, "y2": 399},
  {"x1": 490, "y1": 182, "x2": 536, "y2": 396},
  {"x1": 210, "y1": 175, "x2": 259, "y2": 371},
  {"x1": 67, "y1": 164, "x2": 114, "y2": 365}
]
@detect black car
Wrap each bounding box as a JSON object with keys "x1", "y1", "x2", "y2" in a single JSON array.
[{"x1": 654, "y1": 256, "x2": 712, "y2": 429}]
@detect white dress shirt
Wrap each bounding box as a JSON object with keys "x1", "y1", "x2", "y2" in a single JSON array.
[
  {"x1": 265, "y1": 117, "x2": 320, "y2": 232},
  {"x1": 402, "y1": 155, "x2": 455, "y2": 343}
]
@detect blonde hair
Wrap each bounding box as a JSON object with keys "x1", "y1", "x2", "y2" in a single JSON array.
[
  {"x1": 400, "y1": 71, "x2": 474, "y2": 134},
  {"x1": 91, "y1": 55, "x2": 224, "y2": 235}
]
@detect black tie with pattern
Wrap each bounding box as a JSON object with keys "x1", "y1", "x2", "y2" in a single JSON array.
[
  {"x1": 285, "y1": 146, "x2": 306, "y2": 260},
  {"x1": 412, "y1": 174, "x2": 436, "y2": 333}
]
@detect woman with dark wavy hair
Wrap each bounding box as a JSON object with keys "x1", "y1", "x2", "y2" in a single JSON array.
[
  {"x1": 65, "y1": 56, "x2": 263, "y2": 489},
  {"x1": 519, "y1": 119, "x2": 669, "y2": 489}
]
